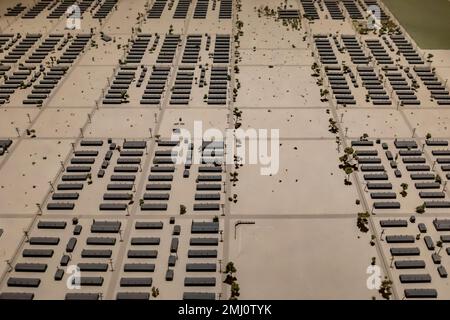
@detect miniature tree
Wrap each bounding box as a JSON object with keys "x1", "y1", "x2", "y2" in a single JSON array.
[
  {"x1": 400, "y1": 183, "x2": 408, "y2": 197},
  {"x1": 415, "y1": 203, "x2": 426, "y2": 214},
  {"x1": 360, "y1": 133, "x2": 369, "y2": 141},
  {"x1": 344, "y1": 167, "x2": 353, "y2": 185},
  {"x1": 224, "y1": 261, "x2": 237, "y2": 274},
  {"x1": 223, "y1": 262, "x2": 237, "y2": 285},
  {"x1": 378, "y1": 277, "x2": 393, "y2": 300},
  {"x1": 87, "y1": 173, "x2": 92, "y2": 185},
  {"x1": 230, "y1": 282, "x2": 240, "y2": 299},
  {"x1": 357, "y1": 211, "x2": 370, "y2": 233},
  {"x1": 370, "y1": 235, "x2": 376, "y2": 246},
  {"x1": 328, "y1": 118, "x2": 339, "y2": 134},
  {"x1": 151, "y1": 286, "x2": 160, "y2": 298},
  {"x1": 230, "y1": 172, "x2": 239, "y2": 185},
  {"x1": 435, "y1": 174, "x2": 442, "y2": 184},
  {"x1": 339, "y1": 147, "x2": 359, "y2": 186}
]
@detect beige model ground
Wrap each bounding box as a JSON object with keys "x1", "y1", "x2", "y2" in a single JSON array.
[{"x1": 0, "y1": 0, "x2": 449, "y2": 300}]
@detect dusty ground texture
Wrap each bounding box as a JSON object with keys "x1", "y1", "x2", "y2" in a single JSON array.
[{"x1": 0, "y1": 0, "x2": 450, "y2": 300}]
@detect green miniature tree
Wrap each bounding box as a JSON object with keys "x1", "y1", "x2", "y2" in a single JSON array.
[
  {"x1": 400, "y1": 183, "x2": 408, "y2": 197},
  {"x1": 357, "y1": 211, "x2": 370, "y2": 233},
  {"x1": 230, "y1": 282, "x2": 240, "y2": 299},
  {"x1": 151, "y1": 286, "x2": 159, "y2": 298},
  {"x1": 223, "y1": 262, "x2": 237, "y2": 285},
  {"x1": 416, "y1": 203, "x2": 426, "y2": 214},
  {"x1": 378, "y1": 277, "x2": 393, "y2": 300}
]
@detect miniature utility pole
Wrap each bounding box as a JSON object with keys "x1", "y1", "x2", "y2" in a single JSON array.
[
  {"x1": 5, "y1": 260, "x2": 13, "y2": 272},
  {"x1": 36, "y1": 203, "x2": 42, "y2": 215},
  {"x1": 23, "y1": 230, "x2": 30, "y2": 242},
  {"x1": 109, "y1": 258, "x2": 114, "y2": 272}
]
